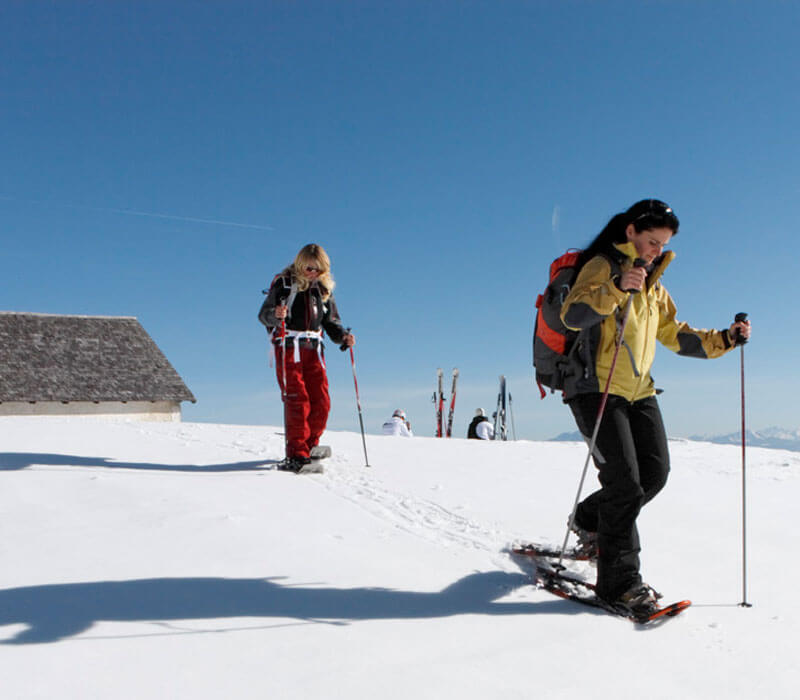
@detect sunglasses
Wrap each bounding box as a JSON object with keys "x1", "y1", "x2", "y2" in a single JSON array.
[
  {"x1": 304, "y1": 266, "x2": 321, "y2": 273},
  {"x1": 631, "y1": 200, "x2": 674, "y2": 223}
]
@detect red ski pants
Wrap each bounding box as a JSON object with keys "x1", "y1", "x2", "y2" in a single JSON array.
[{"x1": 275, "y1": 343, "x2": 330, "y2": 459}]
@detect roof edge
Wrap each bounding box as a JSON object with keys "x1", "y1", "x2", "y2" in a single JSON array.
[{"x1": 0, "y1": 311, "x2": 139, "y2": 320}]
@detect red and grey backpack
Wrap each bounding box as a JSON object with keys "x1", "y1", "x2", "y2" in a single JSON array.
[
  {"x1": 533, "y1": 249, "x2": 622, "y2": 398},
  {"x1": 532, "y1": 250, "x2": 583, "y2": 398}
]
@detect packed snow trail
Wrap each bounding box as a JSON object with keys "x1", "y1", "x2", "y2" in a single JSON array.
[{"x1": 315, "y1": 460, "x2": 511, "y2": 556}]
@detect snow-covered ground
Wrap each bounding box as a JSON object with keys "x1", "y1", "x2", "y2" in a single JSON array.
[{"x1": 1, "y1": 417, "x2": 798, "y2": 699}]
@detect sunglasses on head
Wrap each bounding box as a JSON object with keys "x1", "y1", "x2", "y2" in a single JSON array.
[{"x1": 631, "y1": 200, "x2": 673, "y2": 223}]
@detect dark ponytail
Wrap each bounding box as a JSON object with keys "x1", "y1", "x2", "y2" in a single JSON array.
[{"x1": 578, "y1": 199, "x2": 679, "y2": 268}]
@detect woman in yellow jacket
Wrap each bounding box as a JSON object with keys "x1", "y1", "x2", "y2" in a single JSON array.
[{"x1": 560, "y1": 199, "x2": 751, "y2": 616}]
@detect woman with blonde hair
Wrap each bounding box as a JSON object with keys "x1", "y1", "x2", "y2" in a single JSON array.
[{"x1": 259, "y1": 244, "x2": 355, "y2": 471}]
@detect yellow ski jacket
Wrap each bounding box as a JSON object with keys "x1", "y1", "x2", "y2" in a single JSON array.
[{"x1": 560, "y1": 241, "x2": 734, "y2": 402}]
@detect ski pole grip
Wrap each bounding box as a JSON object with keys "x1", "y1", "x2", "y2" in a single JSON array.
[
  {"x1": 340, "y1": 327, "x2": 352, "y2": 352},
  {"x1": 623, "y1": 258, "x2": 647, "y2": 293},
  {"x1": 733, "y1": 312, "x2": 748, "y2": 346}
]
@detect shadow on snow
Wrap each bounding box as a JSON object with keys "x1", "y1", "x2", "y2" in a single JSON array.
[
  {"x1": 0, "y1": 452, "x2": 276, "y2": 472},
  {"x1": 0, "y1": 572, "x2": 583, "y2": 644}
]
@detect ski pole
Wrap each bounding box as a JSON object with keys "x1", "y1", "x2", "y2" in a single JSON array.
[
  {"x1": 279, "y1": 302, "x2": 288, "y2": 461},
  {"x1": 558, "y1": 259, "x2": 646, "y2": 569},
  {"x1": 734, "y1": 312, "x2": 752, "y2": 608},
  {"x1": 342, "y1": 330, "x2": 370, "y2": 467},
  {"x1": 436, "y1": 368, "x2": 444, "y2": 438},
  {"x1": 509, "y1": 392, "x2": 517, "y2": 441},
  {"x1": 499, "y1": 375, "x2": 507, "y2": 441}
]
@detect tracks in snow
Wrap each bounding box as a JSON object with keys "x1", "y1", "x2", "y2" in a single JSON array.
[{"x1": 314, "y1": 460, "x2": 518, "y2": 568}]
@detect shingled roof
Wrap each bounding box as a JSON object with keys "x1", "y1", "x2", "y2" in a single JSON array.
[{"x1": 0, "y1": 312, "x2": 196, "y2": 403}]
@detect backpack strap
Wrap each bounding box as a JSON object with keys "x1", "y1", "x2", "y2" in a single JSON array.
[
  {"x1": 597, "y1": 249, "x2": 625, "y2": 283},
  {"x1": 284, "y1": 280, "x2": 299, "y2": 320}
]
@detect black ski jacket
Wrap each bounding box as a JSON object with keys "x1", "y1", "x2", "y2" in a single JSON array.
[
  {"x1": 258, "y1": 272, "x2": 348, "y2": 346},
  {"x1": 467, "y1": 416, "x2": 490, "y2": 439}
]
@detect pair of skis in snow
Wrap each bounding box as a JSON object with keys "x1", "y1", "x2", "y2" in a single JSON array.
[
  {"x1": 509, "y1": 543, "x2": 691, "y2": 625},
  {"x1": 433, "y1": 368, "x2": 459, "y2": 438},
  {"x1": 493, "y1": 375, "x2": 507, "y2": 441},
  {"x1": 432, "y1": 370, "x2": 517, "y2": 440},
  {"x1": 492, "y1": 375, "x2": 519, "y2": 441}
]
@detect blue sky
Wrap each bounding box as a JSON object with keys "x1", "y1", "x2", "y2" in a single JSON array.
[{"x1": 2, "y1": 1, "x2": 797, "y2": 439}]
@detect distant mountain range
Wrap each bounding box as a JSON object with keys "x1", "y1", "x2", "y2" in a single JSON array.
[
  {"x1": 687, "y1": 427, "x2": 800, "y2": 452},
  {"x1": 549, "y1": 427, "x2": 800, "y2": 452},
  {"x1": 549, "y1": 431, "x2": 585, "y2": 442}
]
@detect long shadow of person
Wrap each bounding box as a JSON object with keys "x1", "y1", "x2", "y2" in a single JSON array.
[
  {"x1": 0, "y1": 571, "x2": 579, "y2": 644},
  {"x1": 0, "y1": 452, "x2": 276, "y2": 472}
]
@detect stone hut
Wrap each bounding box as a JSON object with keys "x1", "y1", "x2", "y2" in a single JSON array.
[{"x1": 0, "y1": 312, "x2": 196, "y2": 421}]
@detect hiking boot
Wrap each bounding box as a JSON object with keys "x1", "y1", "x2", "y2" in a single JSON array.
[
  {"x1": 569, "y1": 520, "x2": 598, "y2": 561},
  {"x1": 277, "y1": 456, "x2": 312, "y2": 473},
  {"x1": 612, "y1": 582, "x2": 662, "y2": 619}
]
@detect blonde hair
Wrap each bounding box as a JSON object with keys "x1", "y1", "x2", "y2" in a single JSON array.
[{"x1": 289, "y1": 243, "x2": 335, "y2": 300}]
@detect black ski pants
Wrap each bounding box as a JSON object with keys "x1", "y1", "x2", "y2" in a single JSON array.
[{"x1": 568, "y1": 393, "x2": 670, "y2": 601}]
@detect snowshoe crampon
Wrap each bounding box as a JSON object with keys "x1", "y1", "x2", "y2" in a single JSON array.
[
  {"x1": 309, "y1": 444, "x2": 332, "y2": 460},
  {"x1": 508, "y1": 544, "x2": 691, "y2": 625},
  {"x1": 276, "y1": 457, "x2": 324, "y2": 475}
]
